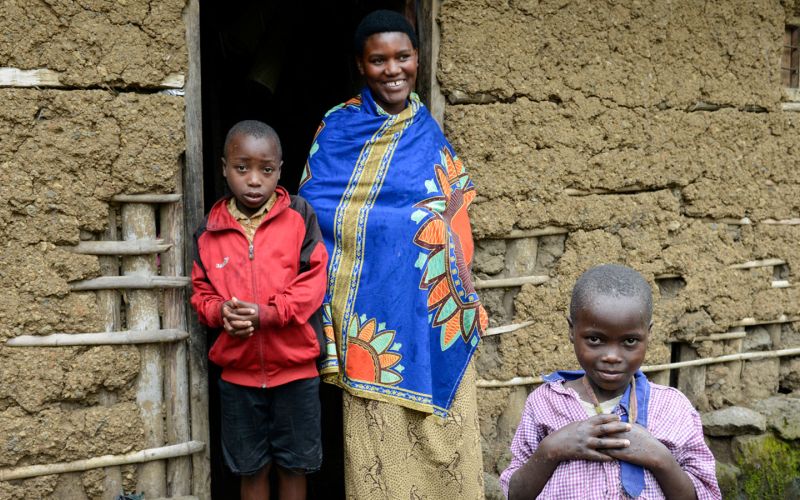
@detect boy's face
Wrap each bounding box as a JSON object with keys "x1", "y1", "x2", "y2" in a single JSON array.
[
  {"x1": 569, "y1": 294, "x2": 651, "y2": 400},
  {"x1": 222, "y1": 133, "x2": 282, "y2": 217}
]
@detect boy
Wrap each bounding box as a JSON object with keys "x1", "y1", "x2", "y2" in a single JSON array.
[
  {"x1": 501, "y1": 264, "x2": 721, "y2": 499},
  {"x1": 191, "y1": 120, "x2": 328, "y2": 500}
]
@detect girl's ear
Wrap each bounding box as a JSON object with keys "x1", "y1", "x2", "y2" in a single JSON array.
[
  {"x1": 221, "y1": 157, "x2": 227, "y2": 178},
  {"x1": 355, "y1": 57, "x2": 364, "y2": 75},
  {"x1": 567, "y1": 316, "x2": 575, "y2": 342}
]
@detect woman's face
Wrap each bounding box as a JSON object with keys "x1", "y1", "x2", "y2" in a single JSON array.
[{"x1": 357, "y1": 31, "x2": 418, "y2": 115}]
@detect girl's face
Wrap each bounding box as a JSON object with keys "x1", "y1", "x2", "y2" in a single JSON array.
[{"x1": 357, "y1": 31, "x2": 418, "y2": 115}]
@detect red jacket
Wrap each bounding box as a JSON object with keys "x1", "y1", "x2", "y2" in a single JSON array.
[{"x1": 190, "y1": 187, "x2": 328, "y2": 388}]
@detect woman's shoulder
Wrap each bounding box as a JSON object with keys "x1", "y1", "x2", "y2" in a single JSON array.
[{"x1": 321, "y1": 95, "x2": 365, "y2": 122}]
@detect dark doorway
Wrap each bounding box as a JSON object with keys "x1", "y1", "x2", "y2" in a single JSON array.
[{"x1": 199, "y1": 1, "x2": 411, "y2": 498}]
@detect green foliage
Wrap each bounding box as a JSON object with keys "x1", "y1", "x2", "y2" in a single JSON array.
[{"x1": 736, "y1": 435, "x2": 800, "y2": 499}]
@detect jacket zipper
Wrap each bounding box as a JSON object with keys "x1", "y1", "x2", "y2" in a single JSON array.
[{"x1": 250, "y1": 240, "x2": 267, "y2": 389}]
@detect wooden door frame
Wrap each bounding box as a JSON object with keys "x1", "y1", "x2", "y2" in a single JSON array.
[{"x1": 182, "y1": 0, "x2": 211, "y2": 497}]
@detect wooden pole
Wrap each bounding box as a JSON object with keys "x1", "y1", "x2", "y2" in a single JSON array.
[
  {"x1": 162, "y1": 168, "x2": 192, "y2": 495},
  {"x1": 97, "y1": 209, "x2": 124, "y2": 499},
  {"x1": 183, "y1": 0, "x2": 211, "y2": 496},
  {"x1": 474, "y1": 275, "x2": 550, "y2": 289},
  {"x1": 6, "y1": 329, "x2": 189, "y2": 347},
  {"x1": 729, "y1": 258, "x2": 786, "y2": 269},
  {"x1": 67, "y1": 240, "x2": 172, "y2": 255},
  {"x1": 761, "y1": 218, "x2": 800, "y2": 225},
  {"x1": 475, "y1": 348, "x2": 800, "y2": 387},
  {"x1": 677, "y1": 344, "x2": 708, "y2": 410},
  {"x1": 122, "y1": 203, "x2": 166, "y2": 495},
  {"x1": 733, "y1": 316, "x2": 800, "y2": 327},
  {"x1": 667, "y1": 331, "x2": 747, "y2": 343},
  {"x1": 70, "y1": 275, "x2": 190, "y2": 291},
  {"x1": 112, "y1": 194, "x2": 182, "y2": 203},
  {"x1": 483, "y1": 226, "x2": 568, "y2": 240},
  {"x1": 0, "y1": 67, "x2": 62, "y2": 87},
  {"x1": 0, "y1": 442, "x2": 204, "y2": 482},
  {"x1": 484, "y1": 321, "x2": 534, "y2": 337}
]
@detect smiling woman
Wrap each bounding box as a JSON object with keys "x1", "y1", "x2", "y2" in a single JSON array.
[
  {"x1": 299, "y1": 9, "x2": 488, "y2": 499},
  {"x1": 356, "y1": 27, "x2": 419, "y2": 114}
]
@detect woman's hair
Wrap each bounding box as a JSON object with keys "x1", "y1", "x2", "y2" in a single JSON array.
[
  {"x1": 569, "y1": 264, "x2": 653, "y2": 323},
  {"x1": 353, "y1": 9, "x2": 418, "y2": 55}
]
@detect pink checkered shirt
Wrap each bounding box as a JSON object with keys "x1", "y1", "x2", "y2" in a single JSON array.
[{"x1": 500, "y1": 377, "x2": 721, "y2": 499}]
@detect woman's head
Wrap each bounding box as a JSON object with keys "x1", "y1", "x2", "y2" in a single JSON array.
[{"x1": 354, "y1": 10, "x2": 419, "y2": 115}]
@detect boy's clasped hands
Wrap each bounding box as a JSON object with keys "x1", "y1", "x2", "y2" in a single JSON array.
[
  {"x1": 538, "y1": 412, "x2": 673, "y2": 470},
  {"x1": 222, "y1": 297, "x2": 259, "y2": 337}
]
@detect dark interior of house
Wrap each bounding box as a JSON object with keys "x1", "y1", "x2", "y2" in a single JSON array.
[{"x1": 200, "y1": 1, "x2": 409, "y2": 497}]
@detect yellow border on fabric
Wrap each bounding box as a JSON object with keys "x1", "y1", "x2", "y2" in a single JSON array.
[
  {"x1": 330, "y1": 104, "x2": 415, "y2": 335},
  {"x1": 322, "y1": 373, "x2": 448, "y2": 415}
]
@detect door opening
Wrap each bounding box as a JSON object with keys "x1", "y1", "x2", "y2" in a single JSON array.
[{"x1": 198, "y1": 1, "x2": 414, "y2": 498}]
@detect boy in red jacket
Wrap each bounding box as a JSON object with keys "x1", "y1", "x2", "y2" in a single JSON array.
[{"x1": 191, "y1": 120, "x2": 328, "y2": 500}]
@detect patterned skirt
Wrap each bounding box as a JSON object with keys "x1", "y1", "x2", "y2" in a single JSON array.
[{"x1": 342, "y1": 364, "x2": 484, "y2": 499}]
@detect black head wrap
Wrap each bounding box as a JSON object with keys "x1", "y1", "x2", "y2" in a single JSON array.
[{"x1": 353, "y1": 9, "x2": 418, "y2": 55}]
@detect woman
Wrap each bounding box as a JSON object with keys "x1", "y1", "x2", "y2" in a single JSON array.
[{"x1": 299, "y1": 10, "x2": 488, "y2": 498}]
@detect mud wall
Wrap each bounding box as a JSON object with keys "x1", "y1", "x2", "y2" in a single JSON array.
[
  {"x1": 0, "y1": 1, "x2": 187, "y2": 498},
  {"x1": 437, "y1": 0, "x2": 800, "y2": 496}
]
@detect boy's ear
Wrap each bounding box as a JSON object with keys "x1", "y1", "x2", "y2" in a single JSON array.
[
  {"x1": 567, "y1": 316, "x2": 575, "y2": 342},
  {"x1": 221, "y1": 157, "x2": 227, "y2": 177}
]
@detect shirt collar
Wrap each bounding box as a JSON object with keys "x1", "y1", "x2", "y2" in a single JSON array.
[{"x1": 226, "y1": 192, "x2": 276, "y2": 221}]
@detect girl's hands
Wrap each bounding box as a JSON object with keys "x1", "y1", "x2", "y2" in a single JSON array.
[{"x1": 540, "y1": 413, "x2": 632, "y2": 462}]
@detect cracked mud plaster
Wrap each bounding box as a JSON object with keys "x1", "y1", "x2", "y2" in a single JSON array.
[
  {"x1": 0, "y1": 89, "x2": 184, "y2": 341},
  {"x1": 439, "y1": 0, "x2": 784, "y2": 109},
  {"x1": 0, "y1": 0, "x2": 186, "y2": 87}
]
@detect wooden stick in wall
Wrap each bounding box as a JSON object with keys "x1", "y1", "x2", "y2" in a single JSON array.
[
  {"x1": 761, "y1": 218, "x2": 800, "y2": 225},
  {"x1": 67, "y1": 240, "x2": 172, "y2": 255},
  {"x1": 476, "y1": 347, "x2": 800, "y2": 387},
  {"x1": 122, "y1": 203, "x2": 166, "y2": 495},
  {"x1": 5, "y1": 329, "x2": 188, "y2": 347},
  {"x1": 70, "y1": 275, "x2": 190, "y2": 291},
  {"x1": 666, "y1": 331, "x2": 747, "y2": 343},
  {"x1": 483, "y1": 226, "x2": 569, "y2": 240},
  {"x1": 0, "y1": 441, "x2": 204, "y2": 482},
  {"x1": 112, "y1": 194, "x2": 182, "y2": 203},
  {"x1": 161, "y1": 168, "x2": 192, "y2": 496},
  {"x1": 97, "y1": 209, "x2": 124, "y2": 499},
  {"x1": 729, "y1": 258, "x2": 786, "y2": 269},
  {"x1": 484, "y1": 321, "x2": 535, "y2": 337},
  {"x1": 474, "y1": 275, "x2": 550, "y2": 289}
]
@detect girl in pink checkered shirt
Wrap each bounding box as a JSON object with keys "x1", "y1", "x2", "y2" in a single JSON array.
[{"x1": 501, "y1": 264, "x2": 720, "y2": 499}]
